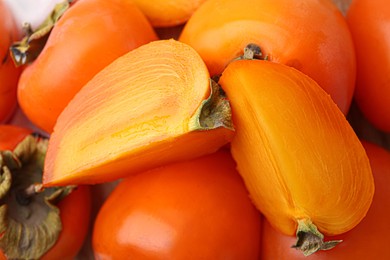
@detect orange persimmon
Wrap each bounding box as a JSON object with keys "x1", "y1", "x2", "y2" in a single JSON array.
[
  {"x1": 92, "y1": 150, "x2": 261, "y2": 259},
  {"x1": 218, "y1": 54, "x2": 374, "y2": 256},
  {"x1": 179, "y1": 0, "x2": 356, "y2": 114},
  {"x1": 260, "y1": 140, "x2": 390, "y2": 260},
  {"x1": 0, "y1": 1, "x2": 22, "y2": 123},
  {"x1": 346, "y1": 0, "x2": 390, "y2": 132},
  {"x1": 17, "y1": 0, "x2": 158, "y2": 134},
  {"x1": 131, "y1": 0, "x2": 208, "y2": 27},
  {"x1": 43, "y1": 39, "x2": 234, "y2": 186},
  {"x1": 0, "y1": 124, "x2": 32, "y2": 150}
]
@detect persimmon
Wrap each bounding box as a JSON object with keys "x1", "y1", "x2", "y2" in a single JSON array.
[
  {"x1": 0, "y1": 0, "x2": 22, "y2": 123},
  {"x1": 0, "y1": 124, "x2": 91, "y2": 259},
  {"x1": 131, "y1": 0, "x2": 208, "y2": 27},
  {"x1": 16, "y1": 0, "x2": 158, "y2": 133},
  {"x1": 260, "y1": 140, "x2": 390, "y2": 260},
  {"x1": 179, "y1": 0, "x2": 356, "y2": 114},
  {"x1": 92, "y1": 150, "x2": 261, "y2": 259},
  {"x1": 218, "y1": 48, "x2": 374, "y2": 256},
  {"x1": 346, "y1": 0, "x2": 390, "y2": 132},
  {"x1": 0, "y1": 124, "x2": 32, "y2": 150},
  {"x1": 43, "y1": 39, "x2": 234, "y2": 186}
]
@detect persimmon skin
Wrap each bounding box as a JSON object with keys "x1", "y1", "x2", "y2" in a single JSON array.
[
  {"x1": 17, "y1": 0, "x2": 158, "y2": 133},
  {"x1": 132, "y1": 0, "x2": 208, "y2": 27},
  {"x1": 179, "y1": 0, "x2": 356, "y2": 114},
  {"x1": 261, "y1": 140, "x2": 390, "y2": 260},
  {"x1": 0, "y1": 1, "x2": 22, "y2": 123},
  {"x1": 41, "y1": 185, "x2": 91, "y2": 260},
  {"x1": 0, "y1": 124, "x2": 32, "y2": 150},
  {"x1": 218, "y1": 59, "x2": 374, "y2": 237},
  {"x1": 346, "y1": 0, "x2": 390, "y2": 132},
  {"x1": 92, "y1": 150, "x2": 261, "y2": 260}
]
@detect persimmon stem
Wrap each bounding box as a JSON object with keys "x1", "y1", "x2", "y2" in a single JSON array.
[
  {"x1": 16, "y1": 184, "x2": 44, "y2": 206},
  {"x1": 243, "y1": 43, "x2": 262, "y2": 59},
  {"x1": 231, "y1": 43, "x2": 268, "y2": 63},
  {"x1": 292, "y1": 219, "x2": 342, "y2": 256}
]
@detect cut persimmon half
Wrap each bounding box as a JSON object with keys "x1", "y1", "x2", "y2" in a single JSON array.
[{"x1": 43, "y1": 39, "x2": 234, "y2": 186}]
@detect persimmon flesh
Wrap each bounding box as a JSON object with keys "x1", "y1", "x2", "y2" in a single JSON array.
[
  {"x1": 43, "y1": 39, "x2": 233, "y2": 186},
  {"x1": 218, "y1": 58, "x2": 374, "y2": 256},
  {"x1": 260, "y1": 140, "x2": 390, "y2": 260},
  {"x1": 0, "y1": 1, "x2": 21, "y2": 123}
]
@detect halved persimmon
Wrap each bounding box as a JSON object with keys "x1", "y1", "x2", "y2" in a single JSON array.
[
  {"x1": 218, "y1": 48, "x2": 374, "y2": 255},
  {"x1": 43, "y1": 39, "x2": 233, "y2": 186}
]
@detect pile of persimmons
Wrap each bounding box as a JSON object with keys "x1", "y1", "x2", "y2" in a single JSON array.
[{"x1": 1, "y1": 0, "x2": 389, "y2": 259}]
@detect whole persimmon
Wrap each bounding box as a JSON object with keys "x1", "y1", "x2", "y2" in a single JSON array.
[
  {"x1": 131, "y1": 0, "x2": 208, "y2": 27},
  {"x1": 346, "y1": 0, "x2": 390, "y2": 132},
  {"x1": 17, "y1": 0, "x2": 158, "y2": 133},
  {"x1": 92, "y1": 150, "x2": 261, "y2": 259},
  {"x1": 179, "y1": 0, "x2": 356, "y2": 114},
  {"x1": 0, "y1": 1, "x2": 22, "y2": 123}
]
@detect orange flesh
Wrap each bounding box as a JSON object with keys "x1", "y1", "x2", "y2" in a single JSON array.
[
  {"x1": 219, "y1": 60, "x2": 374, "y2": 236},
  {"x1": 43, "y1": 39, "x2": 233, "y2": 186}
]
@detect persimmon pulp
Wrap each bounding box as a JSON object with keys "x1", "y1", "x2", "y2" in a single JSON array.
[
  {"x1": 43, "y1": 39, "x2": 234, "y2": 186},
  {"x1": 218, "y1": 56, "x2": 374, "y2": 256}
]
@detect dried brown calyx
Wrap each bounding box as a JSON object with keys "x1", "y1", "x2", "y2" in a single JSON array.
[{"x1": 0, "y1": 134, "x2": 74, "y2": 259}]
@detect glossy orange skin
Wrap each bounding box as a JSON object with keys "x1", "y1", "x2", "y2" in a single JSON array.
[
  {"x1": 0, "y1": 124, "x2": 32, "y2": 150},
  {"x1": 41, "y1": 185, "x2": 91, "y2": 260},
  {"x1": 17, "y1": 0, "x2": 158, "y2": 134},
  {"x1": 260, "y1": 140, "x2": 390, "y2": 259},
  {"x1": 0, "y1": 125, "x2": 92, "y2": 259},
  {"x1": 92, "y1": 150, "x2": 262, "y2": 259},
  {"x1": 131, "y1": 0, "x2": 208, "y2": 27},
  {"x1": 346, "y1": 0, "x2": 390, "y2": 132},
  {"x1": 179, "y1": 0, "x2": 356, "y2": 114},
  {"x1": 0, "y1": 1, "x2": 22, "y2": 123}
]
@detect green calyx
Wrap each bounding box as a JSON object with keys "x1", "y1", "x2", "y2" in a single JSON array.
[
  {"x1": 189, "y1": 43, "x2": 267, "y2": 132},
  {"x1": 292, "y1": 218, "x2": 342, "y2": 256},
  {"x1": 0, "y1": 134, "x2": 74, "y2": 259},
  {"x1": 189, "y1": 78, "x2": 234, "y2": 131}
]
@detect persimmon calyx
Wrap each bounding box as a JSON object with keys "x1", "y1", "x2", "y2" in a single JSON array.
[
  {"x1": 235, "y1": 43, "x2": 268, "y2": 61},
  {"x1": 292, "y1": 218, "x2": 342, "y2": 256},
  {"x1": 0, "y1": 134, "x2": 75, "y2": 259},
  {"x1": 9, "y1": 0, "x2": 71, "y2": 66},
  {"x1": 189, "y1": 78, "x2": 234, "y2": 131}
]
